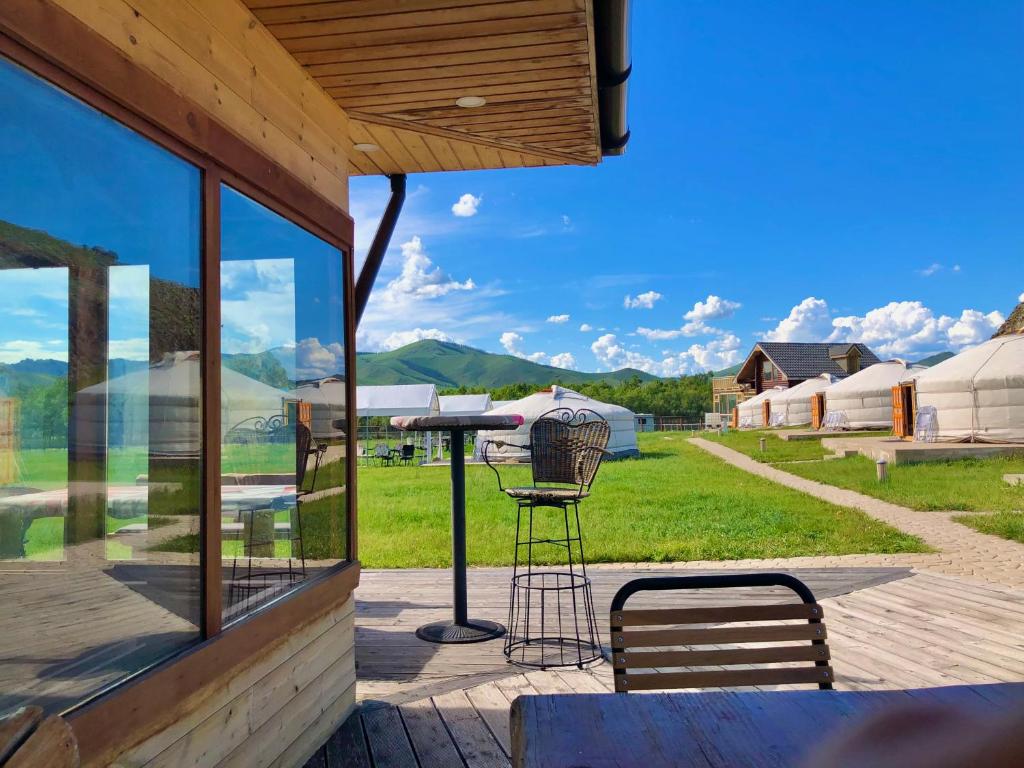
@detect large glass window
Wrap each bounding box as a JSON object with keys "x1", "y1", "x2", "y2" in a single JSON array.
[
  {"x1": 0, "y1": 57, "x2": 202, "y2": 712},
  {"x1": 218, "y1": 186, "x2": 348, "y2": 622}
]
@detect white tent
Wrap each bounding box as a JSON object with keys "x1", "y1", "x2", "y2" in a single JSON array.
[
  {"x1": 355, "y1": 384, "x2": 439, "y2": 417},
  {"x1": 81, "y1": 351, "x2": 289, "y2": 454},
  {"x1": 823, "y1": 361, "x2": 923, "y2": 430},
  {"x1": 769, "y1": 374, "x2": 835, "y2": 427},
  {"x1": 439, "y1": 393, "x2": 492, "y2": 417},
  {"x1": 291, "y1": 377, "x2": 347, "y2": 441},
  {"x1": 736, "y1": 386, "x2": 786, "y2": 429},
  {"x1": 476, "y1": 386, "x2": 638, "y2": 461},
  {"x1": 911, "y1": 335, "x2": 1024, "y2": 443},
  {"x1": 489, "y1": 400, "x2": 514, "y2": 411}
]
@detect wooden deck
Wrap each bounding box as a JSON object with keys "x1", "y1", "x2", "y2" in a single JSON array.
[{"x1": 303, "y1": 566, "x2": 1024, "y2": 767}]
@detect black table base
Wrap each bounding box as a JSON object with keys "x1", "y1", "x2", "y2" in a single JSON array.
[{"x1": 415, "y1": 618, "x2": 506, "y2": 644}]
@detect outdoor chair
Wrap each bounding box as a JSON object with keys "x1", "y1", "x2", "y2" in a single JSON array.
[
  {"x1": 397, "y1": 443, "x2": 416, "y2": 466},
  {"x1": 228, "y1": 422, "x2": 325, "y2": 612},
  {"x1": 373, "y1": 442, "x2": 393, "y2": 466},
  {"x1": 609, "y1": 573, "x2": 834, "y2": 692},
  {"x1": 484, "y1": 407, "x2": 611, "y2": 669}
]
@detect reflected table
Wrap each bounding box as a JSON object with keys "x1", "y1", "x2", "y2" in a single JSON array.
[{"x1": 391, "y1": 413, "x2": 523, "y2": 643}]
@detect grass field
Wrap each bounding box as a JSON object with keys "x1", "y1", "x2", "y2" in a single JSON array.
[
  {"x1": 955, "y1": 512, "x2": 1024, "y2": 544},
  {"x1": 357, "y1": 432, "x2": 927, "y2": 568},
  {"x1": 703, "y1": 429, "x2": 888, "y2": 464},
  {"x1": 785, "y1": 455, "x2": 1024, "y2": 513}
]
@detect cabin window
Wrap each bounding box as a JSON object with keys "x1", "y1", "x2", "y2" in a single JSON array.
[
  {"x1": 219, "y1": 186, "x2": 348, "y2": 623},
  {"x1": 0, "y1": 55, "x2": 202, "y2": 710},
  {"x1": 761, "y1": 360, "x2": 774, "y2": 380}
]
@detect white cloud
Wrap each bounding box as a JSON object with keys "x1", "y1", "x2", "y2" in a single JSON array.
[
  {"x1": 1019, "y1": 292, "x2": 1024, "y2": 303},
  {"x1": 592, "y1": 333, "x2": 742, "y2": 377},
  {"x1": 579, "y1": 323, "x2": 593, "y2": 332},
  {"x1": 945, "y1": 309, "x2": 1005, "y2": 348},
  {"x1": 451, "y1": 193, "x2": 481, "y2": 217},
  {"x1": 0, "y1": 339, "x2": 68, "y2": 364},
  {"x1": 764, "y1": 297, "x2": 832, "y2": 342},
  {"x1": 500, "y1": 332, "x2": 524, "y2": 356},
  {"x1": 383, "y1": 236, "x2": 475, "y2": 300},
  {"x1": 108, "y1": 338, "x2": 149, "y2": 361},
  {"x1": 561, "y1": 215, "x2": 572, "y2": 228},
  {"x1": 635, "y1": 294, "x2": 742, "y2": 340},
  {"x1": 295, "y1": 337, "x2": 346, "y2": 379},
  {"x1": 380, "y1": 328, "x2": 453, "y2": 351},
  {"x1": 623, "y1": 290, "x2": 663, "y2": 309},
  {"x1": 546, "y1": 314, "x2": 570, "y2": 324},
  {"x1": 918, "y1": 262, "x2": 962, "y2": 277},
  {"x1": 220, "y1": 258, "x2": 296, "y2": 354},
  {"x1": 549, "y1": 352, "x2": 577, "y2": 370}
]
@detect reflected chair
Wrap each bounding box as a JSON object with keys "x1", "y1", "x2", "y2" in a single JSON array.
[
  {"x1": 397, "y1": 443, "x2": 416, "y2": 466},
  {"x1": 373, "y1": 442, "x2": 393, "y2": 466},
  {"x1": 484, "y1": 408, "x2": 610, "y2": 669},
  {"x1": 609, "y1": 573, "x2": 834, "y2": 692}
]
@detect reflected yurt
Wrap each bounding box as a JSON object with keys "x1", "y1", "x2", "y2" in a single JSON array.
[
  {"x1": 477, "y1": 386, "x2": 638, "y2": 461},
  {"x1": 769, "y1": 374, "x2": 835, "y2": 427},
  {"x1": 736, "y1": 386, "x2": 786, "y2": 428},
  {"x1": 911, "y1": 334, "x2": 1024, "y2": 443},
  {"x1": 823, "y1": 361, "x2": 923, "y2": 430},
  {"x1": 79, "y1": 351, "x2": 289, "y2": 456},
  {"x1": 292, "y1": 377, "x2": 351, "y2": 442}
]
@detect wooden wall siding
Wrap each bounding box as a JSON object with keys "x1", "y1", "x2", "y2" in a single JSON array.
[
  {"x1": 244, "y1": 0, "x2": 604, "y2": 173},
  {"x1": 52, "y1": 0, "x2": 354, "y2": 206},
  {"x1": 115, "y1": 598, "x2": 356, "y2": 768}
]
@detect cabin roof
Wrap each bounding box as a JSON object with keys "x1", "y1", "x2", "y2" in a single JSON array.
[{"x1": 736, "y1": 342, "x2": 881, "y2": 384}]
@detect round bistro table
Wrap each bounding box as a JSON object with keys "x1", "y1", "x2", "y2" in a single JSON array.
[{"x1": 390, "y1": 413, "x2": 524, "y2": 643}]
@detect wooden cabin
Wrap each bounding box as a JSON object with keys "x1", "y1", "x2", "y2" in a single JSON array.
[
  {"x1": 0, "y1": 2, "x2": 630, "y2": 765},
  {"x1": 734, "y1": 342, "x2": 881, "y2": 395}
]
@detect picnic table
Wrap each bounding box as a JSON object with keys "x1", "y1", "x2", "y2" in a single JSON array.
[
  {"x1": 510, "y1": 684, "x2": 1024, "y2": 767},
  {"x1": 391, "y1": 413, "x2": 523, "y2": 643}
]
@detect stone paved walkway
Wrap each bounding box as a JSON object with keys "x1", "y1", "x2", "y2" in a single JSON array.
[{"x1": 686, "y1": 437, "x2": 1024, "y2": 587}]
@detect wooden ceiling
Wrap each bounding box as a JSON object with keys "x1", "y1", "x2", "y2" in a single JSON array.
[{"x1": 243, "y1": 0, "x2": 604, "y2": 175}]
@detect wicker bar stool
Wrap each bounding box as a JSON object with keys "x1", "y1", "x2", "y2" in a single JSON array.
[{"x1": 484, "y1": 408, "x2": 610, "y2": 669}]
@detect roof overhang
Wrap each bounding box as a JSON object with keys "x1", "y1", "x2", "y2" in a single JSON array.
[
  {"x1": 735, "y1": 344, "x2": 769, "y2": 384},
  {"x1": 244, "y1": 0, "x2": 631, "y2": 174}
]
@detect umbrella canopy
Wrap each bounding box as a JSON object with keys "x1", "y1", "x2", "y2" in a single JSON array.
[{"x1": 439, "y1": 393, "x2": 492, "y2": 417}]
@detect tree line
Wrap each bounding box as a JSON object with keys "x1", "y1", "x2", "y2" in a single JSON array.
[{"x1": 441, "y1": 374, "x2": 713, "y2": 421}]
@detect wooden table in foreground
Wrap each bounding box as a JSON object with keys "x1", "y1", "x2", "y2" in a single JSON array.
[{"x1": 511, "y1": 683, "x2": 1024, "y2": 768}]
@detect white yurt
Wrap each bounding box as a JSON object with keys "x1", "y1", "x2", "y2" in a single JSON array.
[
  {"x1": 476, "y1": 386, "x2": 638, "y2": 461},
  {"x1": 769, "y1": 374, "x2": 835, "y2": 427},
  {"x1": 736, "y1": 386, "x2": 786, "y2": 428},
  {"x1": 823, "y1": 361, "x2": 923, "y2": 430},
  {"x1": 292, "y1": 377, "x2": 348, "y2": 441},
  {"x1": 911, "y1": 334, "x2": 1024, "y2": 443},
  {"x1": 81, "y1": 351, "x2": 289, "y2": 454},
  {"x1": 439, "y1": 393, "x2": 492, "y2": 417}
]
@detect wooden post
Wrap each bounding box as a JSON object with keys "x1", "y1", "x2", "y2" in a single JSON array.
[{"x1": 876, "y1": 458, "x2": 889, "y2": 483}]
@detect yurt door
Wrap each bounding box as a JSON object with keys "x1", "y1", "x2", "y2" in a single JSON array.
[
  {"x1": 892, "y1": 382, "x2": 916, "y2": 438},
  {"x1": 811, "y1": 393, "x2": 826, "y2": 430},
  {"x1": 761, "y1": 400, "x2": 771, "y2": 427}
]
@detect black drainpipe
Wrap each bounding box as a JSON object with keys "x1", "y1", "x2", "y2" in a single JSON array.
[
  {"x1": 593, "y1": 0, "x2": 632, "y2": 156},
  {"x1": 354, "y1": 173, "x2": 407, "y2": 326}
]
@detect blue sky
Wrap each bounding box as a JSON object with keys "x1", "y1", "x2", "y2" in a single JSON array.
[{"x1": 352, "y1": 0, "x2": 1023, "y2": 375}]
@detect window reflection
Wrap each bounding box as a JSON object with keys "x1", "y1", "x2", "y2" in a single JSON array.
[
  {"x1": 218, "y1": 186, "x2": 347, "y2": 622},
  {"x1": 0, "y1": 56, "x2": 201, "y2": 713}
]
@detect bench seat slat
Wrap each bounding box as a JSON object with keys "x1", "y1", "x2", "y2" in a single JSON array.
[
  {"x1": 615, "y1": 665, "x2": 834, "y2": 692},
  {"x1": 611, "y1": 603, "x2": 824, "y2": 627},
  {"x1": 614, "y1": 623, "x2": 827, "y2": 648},
  {"x1": 613, "y1": 644, "x2": 831, "y2": 670}
]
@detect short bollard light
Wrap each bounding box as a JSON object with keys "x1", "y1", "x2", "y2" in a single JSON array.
[
  {"x1": 759, "y1": 437, "x2": 767, "y2": 452},
  {"x1": 876, "y1": 458, "x2": 889, "y2": 483}
]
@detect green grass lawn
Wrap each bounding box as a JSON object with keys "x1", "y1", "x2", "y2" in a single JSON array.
[
  {"x1": 357, "y1": 432, "x2": 927, "y2": 568},
  {"x1": 703, "y1": 429, "x2": 890, "y2": 464},
  {"x1": 955, "y1": 512, "x2": 1024, "y2": 543},
  {"x1": 785, "y1": 455, "x2": 1024, "y2": 513}
]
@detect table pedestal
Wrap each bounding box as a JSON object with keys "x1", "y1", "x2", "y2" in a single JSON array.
[{"x1": 414, "y1": 427, "x2": 506, "y2": 644}]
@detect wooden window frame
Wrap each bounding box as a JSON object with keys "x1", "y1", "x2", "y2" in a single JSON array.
[{"x1": 0, "y1": 3, "x2": 359, "y2": 764}]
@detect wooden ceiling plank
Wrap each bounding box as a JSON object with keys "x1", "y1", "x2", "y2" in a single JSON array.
[
  {"x1": 478, "y1": 125, "x2": 594, "y2": 140},
  {"x1": 469, "y1": 144, "x2": 508, "y2": 170},
  {"x1": 581, "y1": 0, "x2": 603, "y2": 163},
  {"x1": 348, "y1": 111, "x2": 593, "y2": 165},
  {"x1": 420, "y1": 134, "x2": 465, "y2": 171},
  {"x1": 252, "y1": 0, "x2": 492, "y2": 24},
  {"x1": 304, "y1": 41, "x2": 588, "y2": 76},
  {"x1": 361, "y1": 123, "x2": 426, "y2": 173},
  {"x1": 433, "y1": 109, "x2": 592, "y2": 129},
  {"x1": 349, "y1": 121, "x2": 404, "y2": 174},
  {"x1": 342, "y1": 86, "x2": 588, "y2": 113},
  {"x1": 390, "y1": 128, "x2": 445, "y2": 173},
  {"x1": 319, "y1": 64, "x2": 589, "y2": 93},
  {"x1": 449, "y1": 140, "x2": 486, "y2": 171},
  {"x1": 283, "y1": 13, "x2": 587, "y2": 55},
  {"x1": 329, "y1": 69, "x2": 590, "y2": 101},
  {"x1": 264, "y1": 0, "x2": 584, "y2": 40},
  {"x1": 292, "y1": 28, "x2": 585, "y2": 66},
  {"x1": 387, "y1": 95, "x2": 593, "y2": 120}
]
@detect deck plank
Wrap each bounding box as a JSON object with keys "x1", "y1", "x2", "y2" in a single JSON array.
[
  {"x1": 324, "y1": 713, "x2": 371, "y2": 768},
  {"x1": 361, "y1": 706, "x2": 418, "y2": 768},
  {"x1": 397, "y1": 698, "x2": 464, "y2": 768}
]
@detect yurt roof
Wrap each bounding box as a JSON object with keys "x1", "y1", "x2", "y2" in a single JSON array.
[
  {"x1": 772, "y1": 374, "x2": 834, "y2": 403},
  {"x1": 355, "y1": 383, "x2": 440, "y2": 417},
  {"x1": 487, "y1": 386, "x2": 635, "y2": 419},
  {"x1": 825, "y1": 360, "x2": 923, "y2": 396},
  {"x1": 913, "y1": 335, "x2": 1024, "y2": 390},
  {"x1": 738, "y1": 386, "x2": 786, "y2": 410},
  {"x1": 439, "y1": 393, "x2": 492, "y2": 417}
]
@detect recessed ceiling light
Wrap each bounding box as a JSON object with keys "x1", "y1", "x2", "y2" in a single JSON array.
[
  {"x1": 455, "y1": 95, "x2": 487, "y2": 108},
  {"x1": 353, "y1": 142, "x2": 380, "y2": 152}
]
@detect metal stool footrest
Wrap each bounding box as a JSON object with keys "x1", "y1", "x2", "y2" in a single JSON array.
[{"x1": 504, "y1": 570, "x2": 601, "y2": 669}]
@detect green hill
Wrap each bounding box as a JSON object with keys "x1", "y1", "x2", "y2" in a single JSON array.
[
  {"x1": 356, "y1": 340, "x2": 658, "y2": 388},
  {"x1": 914, "y1": 351, "x2": 954, "y2": 367},
  {"x1": 713, "y1": 362, "x2": 742, "y2": 377}
]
